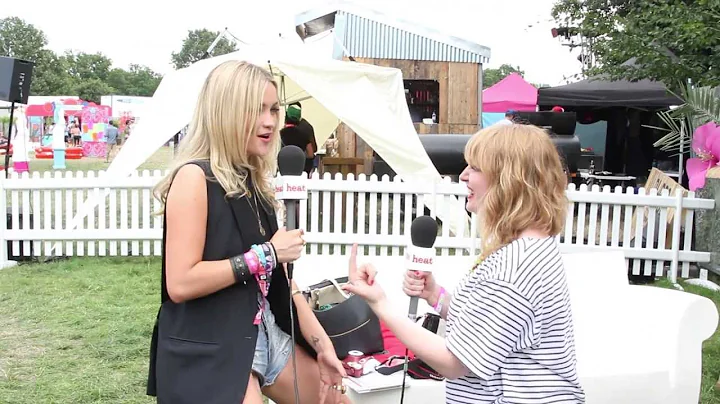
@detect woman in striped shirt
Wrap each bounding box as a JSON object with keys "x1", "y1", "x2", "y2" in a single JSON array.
[{"x1": 344, "y1": 124, "x2": 586, "y2": 403}]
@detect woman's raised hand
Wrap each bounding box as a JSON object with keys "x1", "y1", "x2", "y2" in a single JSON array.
[
  {"x1": 342, "y1": 244, "x2": 387, "y2": 306},
  {"x1": 270, "y1": 227, "x2": 305, "y2": 263}
]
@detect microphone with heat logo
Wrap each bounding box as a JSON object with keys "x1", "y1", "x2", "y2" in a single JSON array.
[
  {"x1": 405, "y1": 215, "x2": 438, "y2": 321},
  {"x1": 276, "y1": 145, "x2": 308, "y2": 281}
]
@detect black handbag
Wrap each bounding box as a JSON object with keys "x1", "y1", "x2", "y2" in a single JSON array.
[{"x1": 303, "y1": 276, "x2": 384, "y2": 359}]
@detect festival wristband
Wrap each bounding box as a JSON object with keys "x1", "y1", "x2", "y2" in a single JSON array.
[
  {"x1": 229, "y1": 255, "x2": 253, "y2": 284},
  {"x1": 432, "y1": 287, "x2": 447, "y2": 313},
  {"x1": 261, "y1": 243, "x2": 275, "y2": 270},
  {"x1": 251, "y1": 245, "x2": 267, "y2": 268},
  {"x1": 267, "y1": 242, "x2": 278, "y2": 266},
  {"x1": 244, "y1": 250, "x2": 261, "y2": 275}
]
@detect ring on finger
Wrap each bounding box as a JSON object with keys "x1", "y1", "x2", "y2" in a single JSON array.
[{"x1": 331, "y1": 384, "x2": 347, "y2": 394}]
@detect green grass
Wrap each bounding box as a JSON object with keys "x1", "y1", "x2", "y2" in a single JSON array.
[
  {"x1": 12, "y1": 146, "x2": 174, "y2": 175},
  {"x1": 654, "y1": 276, "x2": 720, "y2": 404},
  {"x1": 0, "y1": 257, "x2": 159, "y2": 404},
  {"x1": 0, "y1": 257, "x2": 718, "y2": 403}
]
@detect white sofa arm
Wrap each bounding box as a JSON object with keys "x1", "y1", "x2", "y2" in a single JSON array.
[{"x1": 625, "y1": 285, "x2": 718, "y2": 404}]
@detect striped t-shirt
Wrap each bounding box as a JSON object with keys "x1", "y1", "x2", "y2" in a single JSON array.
[{"x1": 445, "y1": 237, "x2": 585, "y2": 404}]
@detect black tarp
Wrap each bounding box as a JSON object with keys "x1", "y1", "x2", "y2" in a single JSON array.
[{"x1": 538, "y1": 76, "x2": 682, "y2": 108}]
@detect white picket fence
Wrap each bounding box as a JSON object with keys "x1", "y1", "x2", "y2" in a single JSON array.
[{"x1": 1, "y1": 170, "x2": 716, "y2": 282}]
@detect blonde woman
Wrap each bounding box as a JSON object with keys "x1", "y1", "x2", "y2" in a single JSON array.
[
  {"x1": 344, "y1": 124, "x2": 586, "y2": 403},
  {"x1": 147, "y1": 61, "x2": 350, "y2": 404}
]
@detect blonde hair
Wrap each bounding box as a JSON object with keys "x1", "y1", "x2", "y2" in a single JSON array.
[
  {"x1": 464, "y1": 124, "x2": 568, "y2": 261},
  {"x1": 154, "y1": 61, "x2": 281, "y2": 213}
]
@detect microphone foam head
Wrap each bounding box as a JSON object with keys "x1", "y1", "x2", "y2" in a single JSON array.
[
  {"x1": 278, "y1": 145, "x2": 306, "y2": 176},
  {"x1": 410, "y1": 216, "x2": 438, "y2": 248}
]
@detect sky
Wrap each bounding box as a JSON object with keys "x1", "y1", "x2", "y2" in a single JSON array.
[{"x1": 2, "y1": 0, "x2": 582, "y2": 86}]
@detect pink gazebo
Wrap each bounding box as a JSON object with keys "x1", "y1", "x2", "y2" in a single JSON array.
[{"x1": 482, "y1": 73, "x2": 538, "y2": 112}]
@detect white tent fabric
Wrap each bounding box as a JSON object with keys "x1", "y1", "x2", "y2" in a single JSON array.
[
  {"x1": 10, "y1": 107, "x2": 30, "y2": 167},
  {"x1": 66, "y1": 42, "x2": 470, "y2": 238}
]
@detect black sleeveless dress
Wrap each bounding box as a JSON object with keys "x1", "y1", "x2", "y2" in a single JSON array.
[{"x1": 146, "y1": 160, "x2": 313, "y2": 403}]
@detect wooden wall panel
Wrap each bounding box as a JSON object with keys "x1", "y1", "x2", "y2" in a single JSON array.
[
  {"x1": 447, "y1": 63, "x2": 479, "y2": 126},
  {"x1": 335, "y1": 123, "x2": 356, "y2": 158},
  {"x1": 448, "y1": 124, "x2": 480, "y2": 134},
  {"x1": 336, "y1": 57, "x2": 480, "y2": 159},
  {"x1": 414, "y1": 123, "x2": 481, "y2": 134},
  {"x1": 348, "y1": 57, "x2": 453, "y2": 125}
]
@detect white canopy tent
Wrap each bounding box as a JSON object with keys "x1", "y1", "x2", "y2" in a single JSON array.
[{"x1": 66, "y1": 42, "x2": 470, "y2": 239}]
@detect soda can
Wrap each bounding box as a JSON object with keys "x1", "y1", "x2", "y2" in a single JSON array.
[
  {"x1": 345, "y1": 361, "x2": 364, "y2": 377},
  {"x1": 347, "y1": 350, "x2": 364, "y2": 362}
]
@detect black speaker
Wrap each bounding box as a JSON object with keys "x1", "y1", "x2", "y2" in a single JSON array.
[
  {"x1": 0, "y1": 56, "x2": 34, "y2": 104},
  {"x1": 516, "y1": 111, "x2": 577, "y2": 135}
]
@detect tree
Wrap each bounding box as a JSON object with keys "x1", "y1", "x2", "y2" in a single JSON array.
[
  {"x1": 0, "y1": 17, "x2": 75, "y2": 95},
  {"x1": 105, "y1": 68, "x2": 129, "y2": 94},
  {"x1": 74, "y1": 78, "x2": 114, "y2": 104},
  {"x1": 483, "y1": 64, "x2": 525, "y2": 88},
  {"x1": 0, "y1": 17, "x2": 47, "y2": 62},
  {"x1": 125, "y1": 64, "x2": 162, "y2": 96},
  {"x1": 30, "y1": 49, "x2": 75, "y2": 95},
  {"x1": 551, "y1": 0, "x2": 720, "y2": 87},
  {"x1": 0, "y1": 16, "x2": 162, "y2": 98},
  {"x1": 482, "y1": 64, "x2": 547, "y2": 88},
  {"x1": 64, "y1": 51, "x2": 114, "y2": 83},
  {"x1": 39, "y1": 50, "x2": 162, "y2": 99},
  {"x1": 171, "y1": 29, "x2": 237, "y2": 70},
  {"x1": 106, "y1": 64, "x2": 162, "y2": 97}
]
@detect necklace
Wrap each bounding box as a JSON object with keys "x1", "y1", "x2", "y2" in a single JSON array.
[{"x1": 247, "y1": 186, "x2": 266, "y2": 236}]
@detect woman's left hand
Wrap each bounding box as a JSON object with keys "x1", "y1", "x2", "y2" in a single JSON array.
[
  {"x1": 317, "y1": 349, "x2": 347, "y2": 403},
  {"x1": 342, "y1": 244, "x2": 387, "y2": 306}
]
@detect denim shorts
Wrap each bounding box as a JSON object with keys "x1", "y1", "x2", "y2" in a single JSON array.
[{"x1": 251, "y1": 304, "x2": 293, "y2": 387}]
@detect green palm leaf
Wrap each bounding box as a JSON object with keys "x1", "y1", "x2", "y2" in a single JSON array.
[
  {"x1": 671, "y1": 85, "x2": 720, "y2": 126},
  {"x1": 652, "y1": 83, "x2": 720, "y2": 152}
]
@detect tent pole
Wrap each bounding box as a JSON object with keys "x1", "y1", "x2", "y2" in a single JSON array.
[
  {"x1": 201, "y1": 28, "x2": 229, "y2": 60},
  {"x1": 678, "y1": 125, "x2": 684, "y2": 182},
  {"x1": 327, "y1": 30, "x2": 355, "y2": 62}
]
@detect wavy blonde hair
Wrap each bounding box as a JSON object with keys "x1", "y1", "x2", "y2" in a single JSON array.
[
  {"x1": 154, "y1": 61, "x2": 281, "y2": 213},
  {"x1": 465, "y1": 124, "x2": 568, "y2": 261}
]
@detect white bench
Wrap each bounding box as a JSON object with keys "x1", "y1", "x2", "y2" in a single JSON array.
[{"x1": 279, "y1": 251, "x2": 718, "y2": 404}]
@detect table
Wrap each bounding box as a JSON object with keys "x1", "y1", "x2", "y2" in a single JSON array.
[
  {"x1": 579, "y1": 171, "x2": 637, "y2": 188},
  {"x1": 345, "y1": 373, "x2": 445, "y2": 404},
  {"x1": 267, "y1": 375, "x2": 445, "y2": 404},
  {"x1": 320, "y1": 157, "x2": 364, "y2": 179}
]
